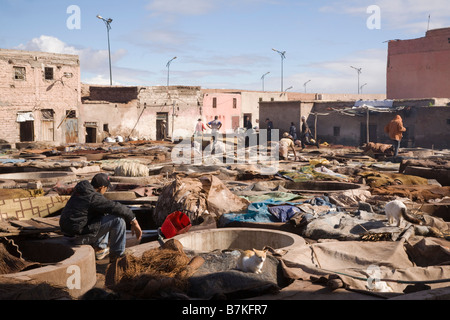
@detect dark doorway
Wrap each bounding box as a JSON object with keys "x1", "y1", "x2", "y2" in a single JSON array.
[
  {"x1": 156, "y1": 113, "x2": 168, "y2": 140},
  {"x1": 85, "y1": 127, "x2": 97, "y2": 143},
  {"x1": 20, "y1": 121, "x2": 34, "y2": 142}
]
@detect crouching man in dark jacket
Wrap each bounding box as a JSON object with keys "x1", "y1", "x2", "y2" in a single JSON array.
[{"x1": 60, "y1": 173, "x2": 142, "y2": 262}]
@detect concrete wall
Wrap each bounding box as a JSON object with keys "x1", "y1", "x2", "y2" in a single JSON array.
[
  {"x1": 241, "y1": 91, "x2": 289, "y2": 128},
  {"x1": 0, "y1": 49, "x2": 81, "y2": 146},
  {"x1": 80, "y1": 85, "x2": 203, "y2": 142},
  {"x1": 260, "y1": 101, "x2": 301, "y2": 138},
  {"x1": 315, "y1": 102, "x2": 450, "y2": 149},
  {"x1": 261, "y1": 98, "x2": 450, "y2": 149},
  {"x1": 387, "y1": 28, "x2": 450, "y2": 99}
]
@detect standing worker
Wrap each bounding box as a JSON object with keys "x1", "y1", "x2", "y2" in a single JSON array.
[
  {"x1": 207, "y1": 116, "x2": 222, "y2": 143},
  {"x1": 158, "y1": 120, "x2": 167, "y2": 141},
  {"x1": 289, "y1": 122, "x2": 298, "y2": 141},
  {"x1": 244, "y1": 116, "x2": 253, "y2": 147},
  {"x1": 300, "y1": 116, "x2": 319, "y2": 150},
  {"x1": 194, "y1": 118, "x2": 206, "y2": 137},
  {"x1": 265, "y1": 118, "x2": 273, "y2": 142},
  {"x1": 384, "y1": 114, "x2": 406, "y2": 157},
  {"x1": 59, "y1": 173, "x2": 143, "y2": 263}
]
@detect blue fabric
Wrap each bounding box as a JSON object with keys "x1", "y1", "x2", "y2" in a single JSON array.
[
  {"x1": 220, "y1": 196, "x2": 338, "y2": 225},
  {"x1": 0, "y1": 158, "x2": 26, "y2": 163},
  {"x1": 268, "y1": 205, "x2": 301, "y2": 222}
]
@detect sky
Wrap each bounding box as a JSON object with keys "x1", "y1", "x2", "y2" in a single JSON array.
[{"x1": 1, "y1": 0, "x2": 449, "y2": 94}]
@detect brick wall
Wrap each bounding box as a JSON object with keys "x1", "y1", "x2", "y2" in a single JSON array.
[
  {"x1": 80, "y1": 85, "x2": 203, "y2": 141},
  {"x1": 387, "y1": 27, "x2": 450, "y2": 99},
  {"x1": 0, "y1": 49, "x2": 81, "y2": 146}
]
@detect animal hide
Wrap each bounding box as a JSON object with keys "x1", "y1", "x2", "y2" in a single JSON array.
[
  {"x1": 154, "y1": 175, "x2": 249, "y2": 226},
  {"x1": 114, "y1": 162, "x2": 149, "y2": 177}
]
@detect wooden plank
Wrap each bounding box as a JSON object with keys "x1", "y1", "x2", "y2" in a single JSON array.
[
  {"x1": 9, "y1": 220, "x2": 37, "y2": 230},
  {"x1": 0, "y1": 217, "x2": 60, "y2": 237},
  {"x1": 31, "y1": 217, "x2": 60, "y2": 228}
]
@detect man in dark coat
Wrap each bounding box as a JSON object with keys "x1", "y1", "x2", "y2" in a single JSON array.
[
  {"x1": 60, "y1": 173, "x2": 142, "y2": 262},
  {"x1": 300, "y1": 116, "x2": 319, "y2": 150}
]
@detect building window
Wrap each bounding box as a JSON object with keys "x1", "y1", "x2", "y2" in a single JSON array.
[
  {"x1": 14, "y1": 67, "x2": 26, "y2": 80},
  {"x1": 233, "y1": 98, "x2": 237, "y2": 109},
  {"x1": 45, "y1": 67, "x2": 54, "y2": 80},
  {"x1": 333, "y1": 126, "x2": 340, "y2": 137},
  {"x1": 271, "y1": 98, "x2": 275, "y2": 101},
  {"x1": 213, "y1": 97, "x2": 217, "y2": 108},
  {"x1": 66, "y1": 110, "x2": 76, "y2": 118},
  {"x1": 259, "y1": 97, "x2": 263, "y2": 102}
]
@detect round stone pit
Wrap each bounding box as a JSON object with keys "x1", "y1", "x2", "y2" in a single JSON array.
[
  {"x1": 0, "y1": 238, "x2": 97, "y2": 299},
  {"x1": 131, "y1": 227, "x2": 305, "y2": 256}
]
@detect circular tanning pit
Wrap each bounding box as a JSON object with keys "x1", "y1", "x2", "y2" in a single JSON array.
[
  {"x1": 178, "y1": 228, "x2": 304, "y2": 253},
  {"x1": 131, "y1": 228, "x2": 305, "y2": 256},
  {"x1": 0, "y1": 171, "x2": 76, "y2": 186},
  {"x1": 284, "y1": 180, "x2": 367, "y2": 193},
  {"x1": 0, "y1": 238, "x2": 96, "y2": 299}
]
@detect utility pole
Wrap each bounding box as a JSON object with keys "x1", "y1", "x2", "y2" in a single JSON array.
[
  {"x1": 261, "y1": 72, "x2": 270, "y2": 92},
  {"x1": 166, "y1": 56, "x2": 177, "y2": 87},
  {"x1": 350, "y1": 66, "x2": 362, "y2": 94},
  {"x1": 97, "y1": 15, "x2": 113, "y2": 86},
  {"x1": 272, "y1": 48, "x2": 286, "y2": 92}
]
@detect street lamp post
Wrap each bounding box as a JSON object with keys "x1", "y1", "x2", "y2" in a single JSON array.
[
  {"x1": 360, "y1": 83, "x2": 367, "y2": 94},
  {"x1": 261, "y1": 72, "x2": 270, "y2": 92},
  {"x1": 97, "y1": 15, "x2": 113, "y2": 86},
  {"x1": 350, "y1": 66, "x2": 362, "y2": 94},
  {"x1": 166, "y1": 56, "x2": 177, "y2": 88},
  {"x1": 303, "y1": 80, "x2": 311, "y2": 93},
  {"x1": 272, "y1": 48, "x2": 286, "y2": 92}
]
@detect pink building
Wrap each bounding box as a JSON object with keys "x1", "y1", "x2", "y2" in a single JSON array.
[
  {"x1": 202, "y1": 92, "x2": 242, "y2": 134},
  {"x1": 387, "y1": 27, "x2": 450, "y2": 99}
]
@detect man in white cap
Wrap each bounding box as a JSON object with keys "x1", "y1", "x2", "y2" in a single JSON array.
[{"x1": 279, "y1": 132, "x2": 297, "y2": 161}]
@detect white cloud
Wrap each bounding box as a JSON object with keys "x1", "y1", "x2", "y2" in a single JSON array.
[
  {"x1": 320, "y1": 0, "x2": 450, "y2": 33},
  {"x1": 16, "y1": 35, "x2": 127, "y2": 72},
  {"x1": 82, "y1": 74, "x2": 122, "y2": 86},
  {"x1": 284, "y1": 48, "x2": 387, "y2": 94},
  {"x1": 14, "y1": 35, "x2": 153, "y2": 85},
  {"x1": 16, "y1": 35, "x2": 78, "y2": 55}
]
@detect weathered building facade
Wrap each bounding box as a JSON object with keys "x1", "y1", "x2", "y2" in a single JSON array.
[
  {"x1": 0, "y1": 49, "x2": 81, "y2": 146},
  {"x1": 387, "y1": 27, "x2": 450, "y2": 99},
  {"x1": 260, "y1": 98, "x2": 450, "y2": 149},
  {"x1": 201, "y1": 89, "x2": 293, "y2": 133},
  {"x1": 80, "y1": 85, "x2": 203, "y2": 142}
]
